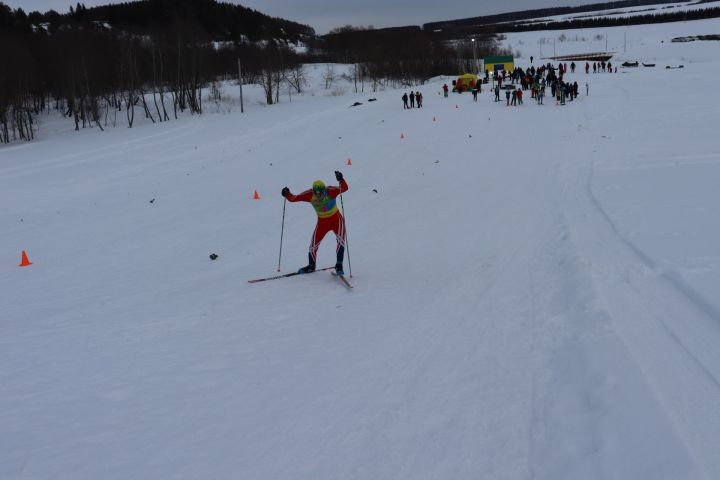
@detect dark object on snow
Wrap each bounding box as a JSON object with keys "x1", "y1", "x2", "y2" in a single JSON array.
[
  {"x1": 350, "y1": 102, "x2": 363, "y2": 107},
  {"x1": 672, "y1": 35, "x2": 720, "y2": 43},
  {"x1": 622, "y1": 61, "x2": 639, "y2": 67},
  {"x1": 209, "y1": 253, "x2": 218, "y2": 261},
  {"x1": 368, "y1": 98, "x2": 377, "y2": 102},
  {"x1": 642, "y1": 63, "x2": 655, "y2": 67},
  {"x1": 372, "y1": 189, "x2": 378, "y2": 193},
  {"x1": 149, "y1": 198, "x2": 155, "y2": 204},
  {"x1": 665, "y1": 65, "x2": 685, "y2": 69}
]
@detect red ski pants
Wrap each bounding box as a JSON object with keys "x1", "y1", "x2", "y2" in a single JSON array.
[{"x1": 309, "y1": 213, "x2": 346, "y2": 264}]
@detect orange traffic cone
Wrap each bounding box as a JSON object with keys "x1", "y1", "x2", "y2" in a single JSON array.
[
  {"x1": 253, "y1": 190, "x2": 260, "y2": 200},
  {"x1": 400, "y1": 133, "x2": 405, "y2": 139},
  {"x1": 347, "y1": 158, "x2": 352, "y2": 166},
  {"x1": 19, "y1": 250, "x2": 32, "y2": 267}
]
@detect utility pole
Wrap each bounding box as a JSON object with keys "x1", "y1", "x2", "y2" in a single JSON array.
[
  {"x1": 237, "y1": 58, "x2": 244, "y2": 113},
  {"x1": 624, "y1": 30, "x2": 627, "y2": 53},
  {"x1": 471, "y1": 37, "x2": 477, "y2": 73}
]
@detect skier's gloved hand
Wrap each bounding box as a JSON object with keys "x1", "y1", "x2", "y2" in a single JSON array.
[
  {"x1": 281, "y1": 187, "x2": 290, "y2": 197},
  {"x1": 334, "y1": 171, "x2": 343, "y2": 181}
]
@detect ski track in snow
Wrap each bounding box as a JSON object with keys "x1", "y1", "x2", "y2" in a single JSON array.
[
  {"x1": 555, "y1": 77, "x2": 720, "y2": 478},
  {"x1": 2, "y1": 19, "x2": 720, "y2": 480}
]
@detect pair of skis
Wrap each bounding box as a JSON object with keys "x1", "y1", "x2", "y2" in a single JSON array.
[{"x1": 248, "y1": 267, "x2": 353, "y2": 289}]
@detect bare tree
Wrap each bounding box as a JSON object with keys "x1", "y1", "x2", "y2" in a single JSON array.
[
  {"x1": 323, "y1": 64, "x2": 336, "y2": 90},
  {"x1": 284, "y1": 64, "x2": 307, "y2": 94}
]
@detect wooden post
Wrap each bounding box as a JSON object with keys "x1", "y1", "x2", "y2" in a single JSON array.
[{"x1": 238, "y1": 58, "x2": 244, "y2": 113}]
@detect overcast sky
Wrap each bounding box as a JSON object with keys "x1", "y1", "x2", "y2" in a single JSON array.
[{"x1": 5, "y1": 0, "x2": 597, "y2": 34}]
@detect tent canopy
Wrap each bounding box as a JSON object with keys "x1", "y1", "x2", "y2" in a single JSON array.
[{"x1": 455, "y1": 73, "x2": 478, "y2": 92}]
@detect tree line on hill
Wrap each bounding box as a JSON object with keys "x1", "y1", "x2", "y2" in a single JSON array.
[
  {"x1": 425, "y1": 0, "x2": 672, "y2": 30},
  {"x1": 0, "y1": 1, "x2": 507, "y2": 143},
  {"x1": 0, "y1": 0, "x2": 313, "y2": 143},
  {"x1": 423, "y1": 0, "x2": 720, "y2": 36},
  {"x1": 500, "y1": 6, "x2": 720, "y2": 32},
  {"x1": 2, "y1": 0, "x2": 717, "y2": 142},
  {"x1": 310, "y1": 26, "x2": 505, "y2": 91}
]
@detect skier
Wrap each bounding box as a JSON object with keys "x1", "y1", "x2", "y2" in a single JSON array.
[
  {"x1": 402, "y1": 92, "x2": 409, "y2": 109},
  {"x1": 494, "y1": 85, "x2": 500, "y2": 102},
  {"x1": 442, "y1": 84, "x2": 449, "y2": 98},
  {"x1": 281, "y1": 171, "x2": 349, "y2": 275},
  {"x1": 409, "y1": 91, "x2": 416, "y2": 108}
]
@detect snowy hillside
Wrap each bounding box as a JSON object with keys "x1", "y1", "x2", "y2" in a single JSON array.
[
  {"x1": 2, "y1": 18, "x2": 720, "y2": 480},
  {"x1": 505, "y1": 16, "x2": 720, "y2": 62},
  {"x1": 511, "y1": 0, "x2": 720, "y2": 25}
]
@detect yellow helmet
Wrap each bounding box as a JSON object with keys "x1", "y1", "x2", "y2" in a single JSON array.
[{"x1": 312, "y1": 180, "x2": 326, "y2": 193}]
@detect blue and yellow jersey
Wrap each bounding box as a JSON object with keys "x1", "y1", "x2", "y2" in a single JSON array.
[{"x1": 286, "y1": 178, "x2": 348, "y2": 219}]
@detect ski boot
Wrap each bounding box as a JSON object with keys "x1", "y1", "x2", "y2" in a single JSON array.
[
  {"x1": 298, "y1": 264, "x2": 316, "y2": 274},
  {"x1": 334, "y1": 263, "x2": 344, "y2": 276}
]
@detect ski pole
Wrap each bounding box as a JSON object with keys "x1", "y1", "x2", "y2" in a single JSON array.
[
  {"x1": 277, "y1": 198, "x2": 286, "y2": 272},
  {"x1": 338, "y1": 183, "x2": 352, "y2": 278}
]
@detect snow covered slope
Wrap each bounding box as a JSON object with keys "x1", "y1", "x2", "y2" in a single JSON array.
[
  {"x1": 511, "y1": 0, "x2": 720, "y2": 25},
  {"x1": 2, "y1": 19, "x2": 719, "y2": 480},
  {"x1": 506, "y1": 15, "x2": 720, "y2": 64}
]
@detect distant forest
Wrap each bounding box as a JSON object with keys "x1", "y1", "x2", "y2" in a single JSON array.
[
  {"x1": 424, "y1": 0, "x2": 720, "y2": 35},
  {"x1": 500, "y1": 6, "x2": 720, "y2": 32},
  {"x1": 0, "y1": 0, "x2": 315, "y2": 142},
  {"x1": 0, "y1": 0, "x2": 500, "y2": 143},
  {"x1": 1, "y1": 0, "x2": 314, "y2": 41},
  {"x1": 1, "y1": 0, "x2": 717, "y2": 143},
  {"x1": 425, "y1": 0, "x2": 675, "y2": 30}
]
